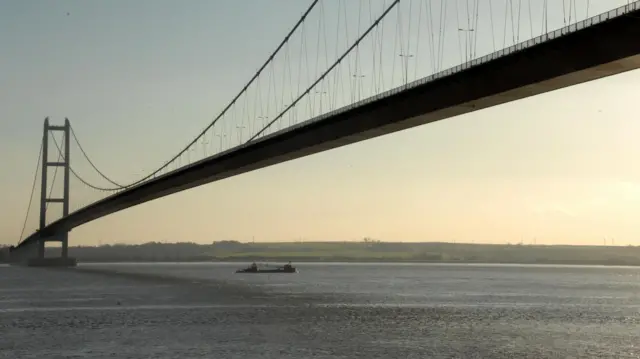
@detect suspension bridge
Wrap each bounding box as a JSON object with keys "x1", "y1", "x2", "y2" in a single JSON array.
[{"x1": 8, "y1": 0, "x2": 640, "y2": 265}]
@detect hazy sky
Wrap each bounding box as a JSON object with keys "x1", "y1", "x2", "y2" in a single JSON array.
[{"x1": 1, "y1": 0, "x2": 640, "y2": 246}]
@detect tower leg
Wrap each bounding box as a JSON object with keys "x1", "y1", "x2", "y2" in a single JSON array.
[
  {"x1": 38, "y1": 118, "x2": 49, "y2": 259},
  {"x1": 61, "y1": 234, "x2": 68, "y2": 258},
  {"x1": 37, "y1": 240, "x2": 45, "y2": 258},
  {"x1": 61, "y1": 119, "x2": 71, "y2": 258}
]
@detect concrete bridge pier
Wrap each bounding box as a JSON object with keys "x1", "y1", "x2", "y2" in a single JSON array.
[
  {"x1": 33, "y1": 232, "x2": 76, "y2": 267},
  {"x1": 10, "y1": 233, "x2": 77, "y2": 267}
]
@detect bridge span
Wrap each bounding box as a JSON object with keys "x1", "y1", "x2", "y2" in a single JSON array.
[{"x1": 11, "y1": 2, "x2": 640, "y2": 264}]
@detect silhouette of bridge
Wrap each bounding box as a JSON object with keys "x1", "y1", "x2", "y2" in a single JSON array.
[{"x1": 10, "y1": 0, "x2": 640, "y2": 265}]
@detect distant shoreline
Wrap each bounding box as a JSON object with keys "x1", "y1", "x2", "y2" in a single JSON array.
[
  {"x1": 68, "y1": 258, "x2": 640, "y2": 267},
  {"x1": 4, "y1": 241, "x2": 640, "y2": 267}
]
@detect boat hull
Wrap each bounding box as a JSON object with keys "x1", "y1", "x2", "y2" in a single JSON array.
[{"x1": 235, "y1": 268, "x2": 297, "y2": 274}]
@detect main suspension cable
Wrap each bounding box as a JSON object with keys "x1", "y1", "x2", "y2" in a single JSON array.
[
  {"x1": 18, "y1": 140, "x2": 43, "y2": 244},
  {"x1": 248, "y1": 0, "x2": 401, "y2": 141},
  {"x1": 68, "y1": 0, "x2": 322, "y2": 192},
  {"x1": 70, "y1": 125, "x2": 124, "y2": 188},
  {"x1": 51, "y1": 133, "x2": 118, "y2": 192}
]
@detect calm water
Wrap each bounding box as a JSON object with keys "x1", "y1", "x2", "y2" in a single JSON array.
[{"x1": 1, "y1": 262, "x2": 640, "y2": 358}]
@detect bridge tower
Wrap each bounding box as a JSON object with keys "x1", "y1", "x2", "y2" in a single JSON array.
[{"x1": 35, "y1": 117, "x2": 73, "y2": 263}]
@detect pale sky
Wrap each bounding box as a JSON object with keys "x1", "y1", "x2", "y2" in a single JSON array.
[{"x1": 1, "y1": 0, "x2": 640, "y2": 247}]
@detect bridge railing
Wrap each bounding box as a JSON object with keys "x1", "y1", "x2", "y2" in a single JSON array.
[{"x1": 247, "y1": 1, "x2": 640, "y2": 148}]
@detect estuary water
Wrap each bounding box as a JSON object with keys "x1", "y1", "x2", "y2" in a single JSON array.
[{"x1": 1, "y1": 262, "x2": 639, "y2": 358}]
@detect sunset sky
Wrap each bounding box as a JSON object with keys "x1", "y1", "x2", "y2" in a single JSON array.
[{"x1": 2, "y1": 0, "x2": 639, "y2": 247}]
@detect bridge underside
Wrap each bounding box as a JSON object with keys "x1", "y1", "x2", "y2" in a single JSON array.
[{"x1": 18, "y1": 5, "x2": 640, "y2": 250}]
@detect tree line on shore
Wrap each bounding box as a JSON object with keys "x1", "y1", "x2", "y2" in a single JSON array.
[{"x1": 2, "y1": 240, "x2": 640, "y2": 265}]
